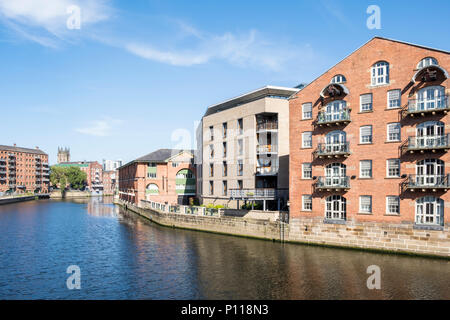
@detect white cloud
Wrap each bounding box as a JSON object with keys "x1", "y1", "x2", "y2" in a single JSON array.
[{"x1": 76, "y1": 118, "x2": 122, "y2": 137}]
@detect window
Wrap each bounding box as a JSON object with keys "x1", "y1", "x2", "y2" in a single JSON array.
[
  {"x1": 302, "y1": 163, "x2": 312, "y2": 179},
  {"x1": 387, "y1": 123, "x2": 401, "y2": 142},
  {"x1": 325, "y1": 163, "x2": 347, "y2": 187},
  {"x1": 237, "y1": 180, "x2": 243, "y2": 190},
  {"x1": 302, "y1": 195, "x2": 312, "y2": 211},
  {"x1": 416, "y1": 196, "x2": 444, "y2": 226},
  {"x1": 359, "y1": 196, "x2": 372, "y2": 214},
  {"x1": 388, "y1": 90, "x2": 401, "y2": 108},
  {"x1": 146, "y1": 183, "x2": 159, "y2": 195},
  {"x1": 222, "y1": 181, "x2": 227, "y2": 196},
  {"x1": 176, "y1": 169, "x2": 194, "y2": 179},
  {"x1": 222, "y1": 142, "x2": 227, "y2": 158},
  {"x1": 387, "y1": 159, "x2": 400, "y2": 178},
  {"x1": 417, "y1": 57, "x2": 438, "y2": 69},
  {"x1": 209, "y1": 144, "x2": 214, "y2": 159},
  {"x1": 238, "y1": 139, "x2": 243, "y2": 156},
  {"x1": 209, "y1": 163, "x2": 214, "y2": 177},
  {"x1": 331, "y1": 74, "x2": 346, "y2": 84},
  {"x1": 416, "y1": 159, "x2": 445, "y2": 186},
  {"x1": 237, "y1": 160, "x2": 243, "y2": 176},
  {"x1": 147, "y1": 172, "x2": 156, "y2": 178},
  {"x1": 302, "y1": 103, "x2": 312, "y2": 120},
  {"x1": 386, "y1": 196, "x2": 400, "y2": 215},
  {"x1": 360, "y1": 126, "x2": 373, "y2": 144},
  {"x1": 171, "y1": 162, "x2": 179, "y2": 168},
  {"x1": 371, "y1": 61, "x2": 389, "y2": 85},
  {"x1": 325, "y1": 195, "x2": 346, "y2": 221},
  {"x1": 415, "y1": 121, "x2": 445, "y2": 148},
  {"x1": 209, "y1": 126, "x2": 214, "y2": 141},
  {"x1": 302, "y1": 132, "x2": 312, "y2": 148},
  {"x1": 222, "y1": 122, "x2": 227, "y2": 138},
  {"x1": 416, "y1": 86, "x2": 446, "y2": 111},
  {"x1": 209, "y1": 181, "x2": 214, "y2": 195},
  {"x1": 360, "y1": 94, "x2": 373, "y2": 112},
  {"x1": 223, "y1": 161, "x2": 227, "y2": 177},
  {"x1": 360, "y1": 160, "x2": 372, "y2": 178},
  {"x1": 238, "y1": 118, "x2": 243, "y2": 135},
  {"x1": 321, "y1": 100, "x2": 347, "y2": 123}
]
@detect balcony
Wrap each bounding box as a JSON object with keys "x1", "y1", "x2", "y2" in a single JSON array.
[
  {"x1": 401, "y1": 174, "x2": 450, "y2": 193},
  {"x1": 228, "y1": 188, "x2": 288, "y2": 200},
  {"x1": 256, "y1": 165, "x2": 279, "y2": 176},
  {"x1": 316, "y1": 108, "x2": 351, "y2": 127},
  {"x1": 314, "y1": 176, "x2": 350, "y2": 192},
  {"x1": 256, "y1": 144, "x2": 278, "y2": 154},
  {"x1": 402, "y1": 95, "x2": 449, "y2": 118},
  {"x1": 256, "y1": 121, "x2": 278, "y2": 132},
  {"x1": 401, "y1": 134, "x2": 450, "y2": 155},
  {"x1": 314, "y1": 142, "x2": 351, "y2": 159}
]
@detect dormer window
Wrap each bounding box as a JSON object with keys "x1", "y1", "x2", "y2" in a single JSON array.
[
  {"x1": 371, "y1": 61, "x2": 389, "y2": 86},
  {"x1": 417, "y1": 57, "x2": 438, "y2": 69},
  {"x1": 331, "y1": 74, "x2": 346, "y2": 84}
]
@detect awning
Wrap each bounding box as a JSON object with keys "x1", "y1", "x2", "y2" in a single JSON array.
[
  {"x1": 320, "y1": 83, "x2": 349, "y2": 98},
  {"x1": 412, "y1": 65, "x2": 449, "y2": 83}
]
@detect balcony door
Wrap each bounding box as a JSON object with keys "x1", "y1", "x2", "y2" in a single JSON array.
[
  {"x1": 325, "y1": 195, "x2": 346, "y2": 220},
  {"x1": 416, "y1": 121, "x2": 444, "y2": 148},
  {"x1": 325, "y1": 131, "x2": 346, "y2": 153},
  {"x1": 325, "y1": 100, "x2": 346, "y2": 122},
  {"x1": 416, "y1": 159, "x2": 445, "y2": 186},
  {"x1": 417, "y1": 86, "x2": 445, "y2": 110},
  {"x1": 325, "y1": 163, "x2": 346, "y2": 186},
  {"x1": 416, "y1": 196, "x2": 444, "y2": 226}
]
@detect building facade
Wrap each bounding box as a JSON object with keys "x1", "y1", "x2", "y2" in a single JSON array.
[
  {"x1": 56, "y1": 161, "x2": 103, "y2": 194},
  {"x1": 118, "y1": 149, "x2": 196, "y2": 206},
  {"x1": 103, "y1": 159, "x2": 123, "y2": 171},
  {"x1": 102, "y1": 170, "x2": 117, "y2": 195},
  {"x1": 197, "y1": 86, "x2": 298, "y2": 210},
  {"x1": 290, "y1": 37, "x2": 449, "y2": 230},
  {"x1": 0, "y1": 144, "x2": 49, "y2": 194},
  {"x1": 57, "y1": 147, "x2": 70, "y2": 164}
]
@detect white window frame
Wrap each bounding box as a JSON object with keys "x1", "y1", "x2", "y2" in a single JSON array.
[
  {"x1": 386, "y1": 196, "x2": 400, "y2": 215},
  {"x1": 359, "y1": 196, "x2": 372, "y2": 214},
  {"x1": 417, "y1": 57, "x2": 438, "y2": 69},
  {"x1": 360, "y1": 126, "x2": 373, "y2": 144},
  {"x1": 387, "y1": 89, "x2": 401, "y2": 109},
  {"x1": 302, "y1": 132, "x2": 312, "y2": 148},
  {"x1": 386, "y1": 159, "x2": 400, "y2": 178},
  {"x1": 302, "y1": 163, "x2": 312, "y2": 179},
  {"x1": 302, "y1": 103, "x2": 313, "y2": 120},
  {"x1": 325, "y1": 195, "x2": 346, "y2": 221},
  {"x1": 371, "y1": 61, "x2": 390, "y2": 85},
  {"x1": 331, "y1": 74, "x2": 346, "y2": 84},
  {"x1": 360, "y1": 160, "x2": 372, "y2": 178},
  {"x1": 387, "y1": 123, "x2": 401, "y2": 142},
  {"x1": 302, "y1": 195, "x2": 312, "y2": 211},
  {"x1": 415, "y1": 196, "x2": 444, "y2": 226},
  {"x1": 360, "y1": 94, "x2": 373, "y2": 112}
]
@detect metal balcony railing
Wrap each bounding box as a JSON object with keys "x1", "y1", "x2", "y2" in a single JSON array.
[
  {"x1": 402, "y1": 174, "x2": 450, "y2": 191},
  {"x1": 315, "y1": 176, "x2": 350, "y2": 190},
  {"x1": 317, "y1": 108, "x2": 351, "y2": 125},
  {"x1": 256, "y1": 166, "x2": 279, "y2": 175},
  {"x1": 315, "y1": 142, "x2": 350, "y2": 157},
  {"x1": 256, "y1": 145, "x2": 278, "y2": 153},
  {"x1": 407, "y1": 134, "x2": 450, "y2": 150},
  {"x1": 228, "y1": 188, "x2": 288, "y2": 200},
  {"x1": 256, "y1": 121, "x2": 278, "y2": 131},
  {"x1": 407, "y1": 95, "x2": 449, "y2": 114}
]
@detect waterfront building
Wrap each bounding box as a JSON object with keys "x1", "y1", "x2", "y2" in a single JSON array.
[
  {"x1": 57, "y1": 147, "x2": 70, "y2": 164},
  {"x1": 196, "y1": 86, "x2": 298, "y2": 210},
  {"x1": 102, "y1": 170, "x2": 118, "y2": 195},
  {"x1": 0, "y1": 144, "x2": 49, "y2": 194},
  {"x1": 102, "y1": 159, "x2": 123, "y2": 171},
  {"x1": 118, "y1": 149, "x2": 196, "y2": 205},
  {"x1": 55, "y1": 161, "x2": 103, "y2": 194},
  {"x1": 289, "y1": 37, "x2": 449, "y2": 229}
]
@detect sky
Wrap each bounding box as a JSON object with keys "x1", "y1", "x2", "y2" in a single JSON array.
[{"x1": 0, "y1": 0, "x2": 449, "y2": 165}]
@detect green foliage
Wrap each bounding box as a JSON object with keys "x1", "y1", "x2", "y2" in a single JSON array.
[
  {"x1": 50, "y1": 166, "x2": 87, "y2": 191},
  {"x1": 241, "y1": 202, "x2": 263, "y2": 210}
]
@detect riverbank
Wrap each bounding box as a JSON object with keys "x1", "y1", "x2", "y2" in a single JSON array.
[
  {"x1": 0, "y1": 195, "x2": 37, "y2": 205},
  {"x1": 116, "y1": 199, "x2": 450, "y2": 259},
  {"x1": 49, "y1": 190, "x2": 113, "y2": 199}
]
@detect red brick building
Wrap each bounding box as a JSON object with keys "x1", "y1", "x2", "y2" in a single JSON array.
[
  {"x1": 118, "y1": 149, "x2": 196, "y2": 206},
  {"x1": 0, "y1": 144, "x2": 50, "y2": 194},
  {"x1": 56, "y1": 161, "x2": 103, "y2": 193},
  {"x1": 290, "y1": 37, "x2": 449, "y2": 230},
  {"x1": 102, "y1": 170, "x2": 117, "y2": 195}
]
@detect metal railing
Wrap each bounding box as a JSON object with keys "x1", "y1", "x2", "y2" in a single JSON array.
[
  {"x1": 315, "y1": 142, "x2": 350, "y2": 156},
  {"x1": 256, "y1": 166, "x2": 279, "y2": 175},
  {"x1": 407, "y1": 95, "x2": 449, "y2": 113},
  {"x1": 317, "y1": 108, "x2": 351, "y2": 124},
  {"x1": 315, "y1": 176, "x2": 350, "y2": 189},
  {"x1": 256, "y1": 121, "x2": 278, "y2": 131},
  {"x1": 256, "y1": 145, "x2": 278, "y2": 153},
  {"x1": 228, "y1": 188, "x2": 288, "y2": 200},
  {"x1": 403, "y1": 174, "x2": 450, "y2": 189},
  {"x1": 407, "y1": 134, "x2": 450, "y2": 150}
]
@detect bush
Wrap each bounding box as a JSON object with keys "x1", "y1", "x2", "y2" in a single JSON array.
[{"x1": 241, "y1": 202, "x2": 263, "y2": 210}]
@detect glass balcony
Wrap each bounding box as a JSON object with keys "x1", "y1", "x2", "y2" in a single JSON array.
[
  {"x1": 316, "y1": 108, "x2": 351, "y2": 126},
  {"x1": 256, "y1": 165, "x2": 279, "y2": 175},
  {"x1": 406, "y1": 134, "x2": 450, "y2": 152},
  {"x1": 256, "y1": 145, "x2": 278, "y2": 154},
  {"x1": 315, "y1": 142, "x2": 350, "y2": 158},
  {"x1": 407, "y1": 95, "x2": 449, "y2": 115},
  {"x1": 315, "y1": 176, "x2": 350, "y2": 191},
  {"x1": 402, "y1": 174, "x2": 450, "y2": 191},
  {"x1": 256, "y1": 121, "x2": 278, "y2": 132},
  {"x1": 228, "y1": 188, "x2": 288, "y2": 200}
]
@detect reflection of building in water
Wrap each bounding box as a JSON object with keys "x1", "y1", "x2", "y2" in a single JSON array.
[{"x1": 86, "y1": 197, "x2": 118, "y2": 217}]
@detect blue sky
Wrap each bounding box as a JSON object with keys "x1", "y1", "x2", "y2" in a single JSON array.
[{"x1": 0, "y1": 0, "x2": 449, "y2": 164}]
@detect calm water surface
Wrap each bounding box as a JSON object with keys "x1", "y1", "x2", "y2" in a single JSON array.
[{"x1": 0, "y1": 197, "x2": 448, "y2": 300}]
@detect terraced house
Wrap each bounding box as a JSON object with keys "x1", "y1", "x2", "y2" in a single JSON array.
[
  {"x1": 290, "y1": 37, "x2": 449, "y2": 231},
  {"x1": 118, "y1": 149, "x2": 196, "y2": 205}
]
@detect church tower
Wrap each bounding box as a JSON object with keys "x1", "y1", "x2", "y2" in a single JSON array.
[{"x1": 57, "y1": 147, "x2": 70, "y2": 164}]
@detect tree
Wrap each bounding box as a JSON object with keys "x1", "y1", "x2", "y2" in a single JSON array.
[{"x1": 50, "y1": 166, "x2": 87, "y2": 192}]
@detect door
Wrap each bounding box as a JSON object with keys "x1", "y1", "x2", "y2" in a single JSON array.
[{"x1": 417, "y1": 86, "x2": 445, "y2": 110}]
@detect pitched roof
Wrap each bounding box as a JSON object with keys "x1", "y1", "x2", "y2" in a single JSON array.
[
  {"x1": 119, "y1": 149, "x2": 194, "y2": 170},
  {"x1": 0, "y1": 145, "x2": 47, "y2": 155}
]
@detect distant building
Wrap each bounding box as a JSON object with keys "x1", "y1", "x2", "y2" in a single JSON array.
[
  {"x1": 57, "y1": 147, "x2": 70, "y2": 164},
  {"x1": 55, "y1": 161, "x2": 103, "y2": 194},
  {"x1": 103, "y1": 159, "x2": 123, "y2": 171},
  {"x1": 102, "y1": 170, "x2": 117, "y2": 195},
  {"x1": 0, "y1": 144, "x2": 49, "y2": 194},
  {"x1": 118, "y1": 149, "x2": 196, "y2": 205}
]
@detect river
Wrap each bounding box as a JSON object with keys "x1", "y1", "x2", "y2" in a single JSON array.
[{"x1": 0, "y1": 197, "x2": 448, "y2": 299}]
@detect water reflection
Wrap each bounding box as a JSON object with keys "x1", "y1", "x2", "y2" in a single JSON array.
[{"x1": 0, "y1": 197, "x2": 448, "y2": 300}]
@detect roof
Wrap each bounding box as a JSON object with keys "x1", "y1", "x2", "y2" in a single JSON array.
[
  {"x1": 0, "y1": 145, "x2": 47, "y2": 155},
  {"x1": 119, "y1": 149, "x2": 194, "y2": 170},
  {"x1": 203, "y1": 85, "x2": 299, "y2": 117},
  {"x1": 54, "y1": 163, "x2": 89, "y2": 168},
  {"x1": 290, "y1": 36, "x2": 450, "y2": 99}
]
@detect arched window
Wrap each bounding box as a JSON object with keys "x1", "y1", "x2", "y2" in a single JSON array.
[
  {"x1": 371, "y1": 61, "x2": 389, "y2": 85},
  {"x1": 325, "y1": 195, "x2": 346, "y2": 220},
  {"x1": 325, "y1": 163, "x2": 347, "y2": 186},
  {"x1": 146, "y1": 183, "x2": 159, "y2": 195},
  {"x1": 416, "y1": 196, "x2": 444, "y2": 226},
  {"x1": 415, "y1": 121, "x2": 445, "y2": 148},
  {"x1": 417, "y1": 57, "x2": 438, "y2": 69},
  {"x1": 416, "y1": 159, "x2": 445, "y2": 186},
  {"x1": 176, "y1": 169, "x2": 195, "y2": 179},
  {"x1": 331, "y1": 74, "x2": 347, "y2": 84},
  {"x1": 416, "y1": 85, "x2": 446, "y2": 111},
  {"x1": 321, "y1": 100, "x2": 348, "y2": 122},
  {"x1": 325, "y1": 131, "x2": 347, "y2": 152}
]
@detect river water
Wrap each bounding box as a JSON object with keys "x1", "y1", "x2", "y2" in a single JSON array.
[{"x1": 0, "y1": 197, "x2": 448, "y2": 300}]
